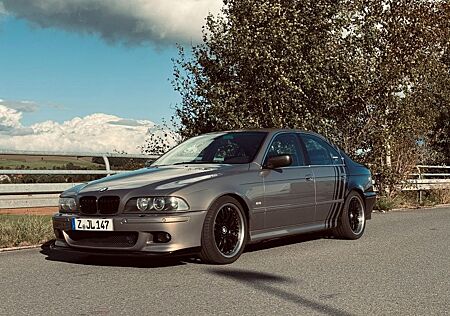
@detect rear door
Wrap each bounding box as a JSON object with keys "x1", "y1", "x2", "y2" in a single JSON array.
[
  {"x1": 262, "y1": 133, "x2": 315, "y2": 228},
  {"x1": 298, "y1": 133, "x2": 346, "y2": 228}
]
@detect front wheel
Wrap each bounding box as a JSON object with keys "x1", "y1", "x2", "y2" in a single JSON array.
[
  {"x1": 333, "y1": 191, "x2": 366, "y2": 239},
  {"x1": 200, "y1": 196, "x2": 248, "y2": 264}
]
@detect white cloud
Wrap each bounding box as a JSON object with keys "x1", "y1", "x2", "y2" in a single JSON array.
[
  {"x1": 0, "y1": 99, "x2": 38, "y2": 112},
  {"x1": 0, "y1": 0, "x2": 223, "y2": 45},
  {"x1": 0, "y1": 2, "x2": 6, "y2": 15},
  {"x1": 0, "y1": 104, "x2": 36, "y2": 136},
  {"x1": 0, "y1": 105, "x2": 177, "y2": 153},
  {"x1": 0, "y1": 105, "x2": 23, "y2": 130}
]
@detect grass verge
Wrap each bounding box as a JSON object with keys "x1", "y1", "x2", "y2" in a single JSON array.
[
  {"x1": 374, "y1": 189, "x2": 450, "y2": 211},
  {"x1": 0, "y1": 215, "x2": 54, "y2": 248}
]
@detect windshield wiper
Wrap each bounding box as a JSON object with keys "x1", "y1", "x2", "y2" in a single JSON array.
[{"x1": 171, "y1": 161, "x2": 215, "y2": 165}]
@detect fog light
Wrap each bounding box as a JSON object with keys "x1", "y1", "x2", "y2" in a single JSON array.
[
  {"x1": 154, "y1": 232, "x2": 171, "y2": 243},
  {"x1": 125, "y1": 235, "x2": 135, "y2": 245}
]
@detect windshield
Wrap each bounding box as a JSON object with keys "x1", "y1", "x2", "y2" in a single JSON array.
[{"x1": 152, "y1": 132, "x2": 267, "y2": 166}]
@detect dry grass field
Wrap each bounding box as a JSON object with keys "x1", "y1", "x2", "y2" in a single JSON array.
[
  {"x1": 0, "y1": 155, "x2": 102, "y2": 170},
  {"x1": 0, "y1": 214, "x2": 53, "y2": 248}
]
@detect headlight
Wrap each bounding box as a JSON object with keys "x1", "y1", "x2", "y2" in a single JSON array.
[
  {"x1": 134, "y1": 197, "x2": 189, "y2": 212},
  {"x1": 137, "y1": 197, "x2": 152, "y2": 211},
  {"x1": 153, "y1": 197, "x2": 166, "y2": 211},
  {"x1": 59, "y1": 197, "x2": 77, "y2": 212}
]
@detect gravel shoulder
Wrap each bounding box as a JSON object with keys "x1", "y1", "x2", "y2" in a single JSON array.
[{"x1": 0, "y1": 207, "x2": 58, "y2": 216}]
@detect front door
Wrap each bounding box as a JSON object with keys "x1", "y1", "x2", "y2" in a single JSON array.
[{"x1": 262, "y1": 133, "x2": 316, "y2": 229}]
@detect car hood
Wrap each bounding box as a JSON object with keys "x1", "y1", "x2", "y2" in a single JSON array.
[{"x1": 77, "y1": 164, "x2": 238, "y2": 194}]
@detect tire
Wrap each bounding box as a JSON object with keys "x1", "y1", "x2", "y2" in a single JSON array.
[
  {"x1": 200, "y1": 196, "x2": 248, "y2": 264},
  {"x1": 333, "y1": 191, "x2": 366, "y2": 239}
]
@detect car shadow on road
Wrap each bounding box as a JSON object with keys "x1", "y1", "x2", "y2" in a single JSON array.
[
  {"x1": 40, "y1": 232, "x2": 329, "y2": 268},
  {"x1": 208, "y1": 268, "x2": 353, "y2": 316},
  {"x1": 40, "y1": 240, "x2": 189, "y2": 268}
]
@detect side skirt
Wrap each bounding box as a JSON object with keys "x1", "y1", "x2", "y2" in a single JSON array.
[{"x1": 249, "y1": 222, "x2": 327, "y2": 243}]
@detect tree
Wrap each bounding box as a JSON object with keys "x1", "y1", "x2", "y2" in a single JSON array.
[
  {"x1": 329, "y1": 0, "x2": 450, "y2": 193},
  {"x1": 426, "y1": 46, "x2": 450, "y2": 164},
  {"x1": 173, "y1": 0, "x2": 346, "y2": 137},
  {"x1": 140, "y1": 123, "x2": 181, "y2": 156},
  {"x1": 172, "y1": 0, "x2": 450, "y2": 195}
]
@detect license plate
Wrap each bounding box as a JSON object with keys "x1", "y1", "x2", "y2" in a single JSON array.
[{"x1": 72, "y1": 218, "x2": 114, "y2": 231}]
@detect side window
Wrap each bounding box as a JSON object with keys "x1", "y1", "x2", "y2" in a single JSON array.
[
  {"x1": 265, "y1": 133, "x2": 305, "y2": 166},
  {"x1": 300, "y1": 134, "x2": 341, "y2": 165}
]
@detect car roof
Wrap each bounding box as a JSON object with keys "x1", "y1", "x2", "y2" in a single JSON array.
[
  {"x1": 202, "y1": 129, "x2": 339, "y2": 151},
  {"x1": 203, "y1": 128, "x2": 327, "y2": 139}
]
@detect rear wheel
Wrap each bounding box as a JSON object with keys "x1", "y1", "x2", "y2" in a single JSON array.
[
  {"x1": 200, "y1": 196, "x2": 248, "y2": 264},
  {"x1": 334, "y1": 191, "x2": 366, "y2": 239}
]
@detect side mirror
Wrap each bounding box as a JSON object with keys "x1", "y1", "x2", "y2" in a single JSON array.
[{"x1": 264, "y1": 154, "x2": 292, "y2": 169}]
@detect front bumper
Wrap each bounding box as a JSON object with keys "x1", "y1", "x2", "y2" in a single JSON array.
[
  {"x1": 364, "y1": 191, "x2": 376, "y2": 220},
  {"x1": 52, "y1": 211, "x2": 207, "y2": 254}
]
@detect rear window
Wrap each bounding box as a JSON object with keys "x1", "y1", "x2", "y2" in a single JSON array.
[{"x1": 300, "y1": 134, "x2": 341, "y2": 165}]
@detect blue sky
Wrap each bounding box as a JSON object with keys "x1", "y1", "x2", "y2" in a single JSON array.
[
  {"x1": 0, "y1": 0, "x2": 221, "y2": 153},
  {"x1": 0, "y1": 16, "x2": 180, "y2": 126}
]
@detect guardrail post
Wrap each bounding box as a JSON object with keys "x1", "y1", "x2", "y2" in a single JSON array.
[
  {"x1": 417, "y1": 166, "x2": 423, "y2": 204},
  {"x1": 102, "y1": 155, "x2": 111, "y2": 176}
]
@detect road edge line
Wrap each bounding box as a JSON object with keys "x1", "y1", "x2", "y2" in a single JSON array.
[{"x1": 0, "y1": 244, "x2": 42, "y2": 253}]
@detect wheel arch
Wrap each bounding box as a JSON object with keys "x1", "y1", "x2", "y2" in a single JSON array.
[
  {"x1": 207, "y1": 193, "x2": 251, "y2": 224},
  {"x1": 345, "y1": 185, "x2": 372, "y2": 220},
  {"x1": 347, "y1": 187, "x2": 364, "y2": 199}
]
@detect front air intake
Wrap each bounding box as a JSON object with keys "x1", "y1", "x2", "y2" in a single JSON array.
[{"x1": 67, "y1": 231, "x2": 138, "y2": 248}]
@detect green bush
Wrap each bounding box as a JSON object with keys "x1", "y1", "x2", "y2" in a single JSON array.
[
  {"x1": 421, "y1": 189, "x2": 450, "y2": 206},
  {"x1": 0, "y1": 215, "x2": 54, "y2": 248},
  {"x1": 374, "y1": 196, "x2": 396, "y2": 211}
]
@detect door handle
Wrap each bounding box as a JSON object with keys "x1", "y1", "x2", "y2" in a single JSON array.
[{"x1": 305, "y1": 175, "x2": 314, "y2": 182}]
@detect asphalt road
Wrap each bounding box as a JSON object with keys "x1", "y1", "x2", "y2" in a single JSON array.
[{"x1": 1, "y1": 207, "x2": 449, "y2": 316}]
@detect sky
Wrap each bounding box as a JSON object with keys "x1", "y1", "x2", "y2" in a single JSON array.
[{"x1": 0, "y1": 0, "x2": 222, "y2": 153}]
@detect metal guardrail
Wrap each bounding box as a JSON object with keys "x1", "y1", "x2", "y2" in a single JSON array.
[
  {"x1": 0, "y1": 149, "x2": 154, "y2": 158},
  {"x1": 404, "y1": 178, "x2": 450, "y2": 190},
  {"x1": 0, "y1": 183, "x2": 81, "y2": 209},
  {"x1": 0, "y1": 170, "x2": 126, "y2": 175},
  {"x1": 403, "y1": 165, "x2": 450, "y2": 203},
  {"x1": 0, "y1": 150, "x2": 159, "y2": 209},
  {"x1": 404, "y1": 165, "x2": 450, "y2": 190},
  {"x1": 0, "y1": 183, "x2": 81, "y2": 195},
  {"x1": 373, "y1": 166, "x2": 450, "y2": 192}
]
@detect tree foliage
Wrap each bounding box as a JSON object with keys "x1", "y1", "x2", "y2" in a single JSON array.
[
  {"x1": 140, "y1": 123, "x2": 181, "y2": 156},
  {"x1": 172, "y1": 0, "x2": 450, "y2": 195}
]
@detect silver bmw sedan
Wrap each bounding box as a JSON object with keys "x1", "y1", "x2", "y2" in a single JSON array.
[{"x1": 52, "y1": 129, "x2": 376, "y2": 264}]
